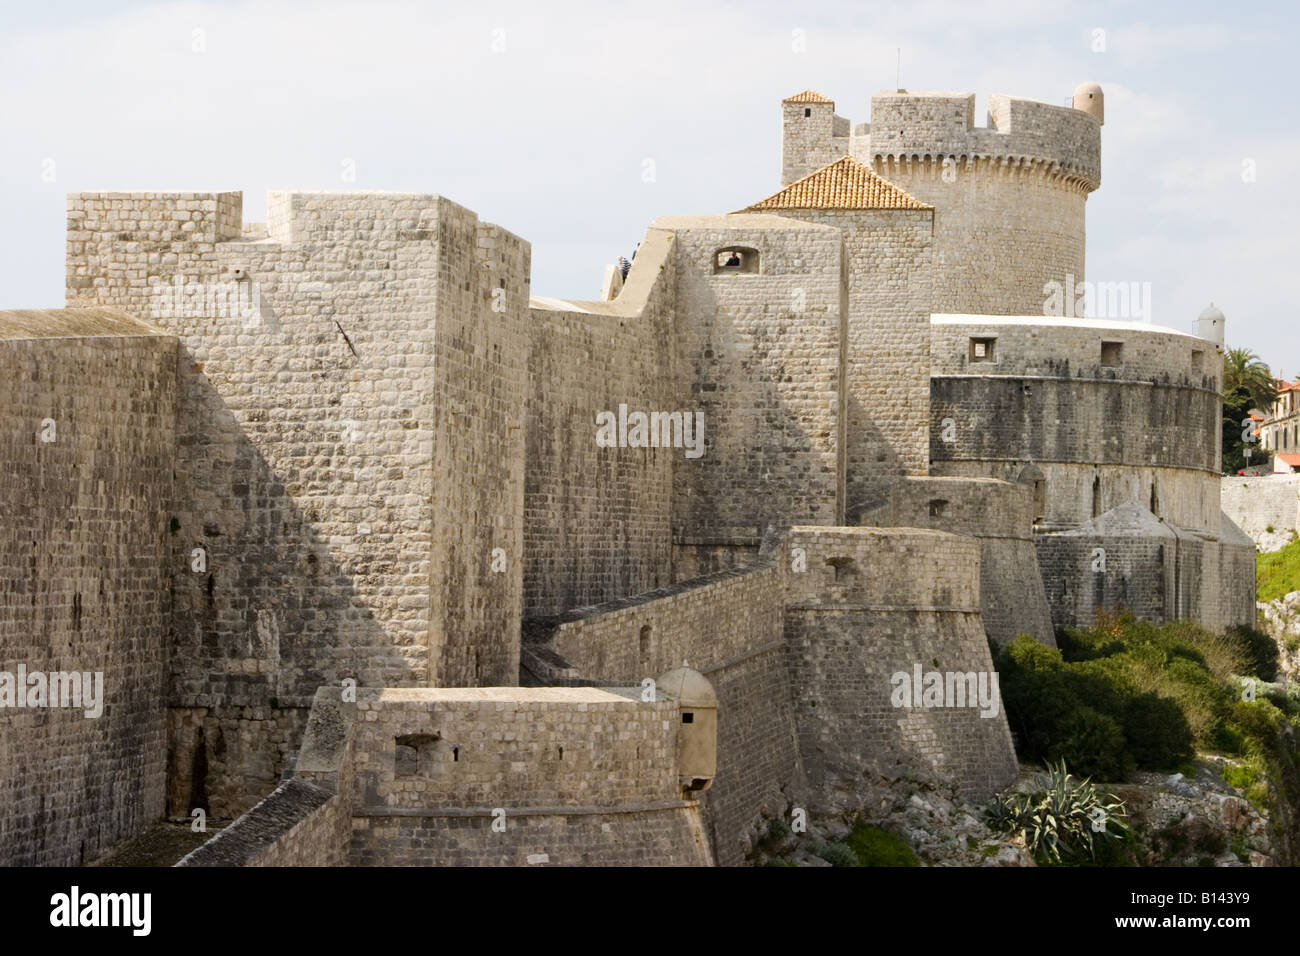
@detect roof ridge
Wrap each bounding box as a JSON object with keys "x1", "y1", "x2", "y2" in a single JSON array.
[
  {"x1": 782, "y1": 89, "x2": 833, "y2": 104},
  {"x1": 736, "y1": 155, "x2": 933, "y2": 213}
]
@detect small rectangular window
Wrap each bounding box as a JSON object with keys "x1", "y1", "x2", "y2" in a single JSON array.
[
  {"x1": 1191, "y1": 350, "x2": 1204, "y2": 372},
  {"x1": 1101, "y1": 341, "x2": 1123, "y2": 367},
  {"x1": 681, "y1": 712, "x2": 694, "y2": 724},
  {"x1": 969, "y1": 337, "x2": 996, "y2": 363},
  {"x1": 804, "y1": 108, "x2": 811, "y2": 117}
]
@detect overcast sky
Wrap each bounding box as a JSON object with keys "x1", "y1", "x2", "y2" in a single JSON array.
[{"x1": 1, "y1": 0, "x2": 1295, "y2": 369}]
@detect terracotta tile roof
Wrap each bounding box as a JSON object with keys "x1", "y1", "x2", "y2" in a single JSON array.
[
  {"x1": 738, "y1": 156, "x2": 933, "y2": 212},
  {"x1": 782, "y1": 90, "x2": 833, "y2": 104},
  {"x1": 1276, "y1": 453, "x2": 1300, "y2": 467}
]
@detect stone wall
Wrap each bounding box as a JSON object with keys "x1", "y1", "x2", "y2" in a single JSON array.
[
  {"x1": 0, "y1": 310, "x2": 175, "y2": 865},
  {"x1": 1219, "y1": 513, "x2": 1258, "y2": 629},
  {"x1": 180, "y1": 687, "x2": 355, "y2": 866},
  {"x1": 1221, "y1": 475, "x2": 1300, "y2": 543},
  {"x1": 782, "y1": 527, "x2": 1018, "y2": 804},
  {"x1": 850, "y1": 476, "x2": 1055, "y2": 646},
  {"x1": 930, "y1": 317, "x2": 1223, "y2": 534},
  {"x1": 772, "y1": 208, "x2": 934, "y2": 483},
  {"x1": 661, "y1": 215, "x2": 845, "y2": 565},
  {"x1": 1035, "y1": 503, "x2": 1175, "y2": 629},
  {"x1": 529, "y1": 558, "x2": 805, "y2": 866},
  {"x1": 66, "y1": 190, "x2": 529, "y2": 817},
  {"x1": 523, "y1": 229, "x2": 677, "y2": 616},
  {"x1": 346, "y1": 688, "x2": 711, "y2": 866}
]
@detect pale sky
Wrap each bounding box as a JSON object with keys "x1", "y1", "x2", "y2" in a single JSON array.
[{"x1": 1, "y1": 0, "x2": 1295, "y2": 368}]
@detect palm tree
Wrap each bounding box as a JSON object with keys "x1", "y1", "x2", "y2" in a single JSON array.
[{"x1": 1224, "y1": 347, "x2": 1276, "y2": 413}]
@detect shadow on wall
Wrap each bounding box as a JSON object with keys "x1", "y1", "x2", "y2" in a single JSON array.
[
  {"x1": 166, "y1": 359, "x2": 393, "y2": 821},
  {"x1": 672, "y1": 277, "x2": 840, "y2": 542}
]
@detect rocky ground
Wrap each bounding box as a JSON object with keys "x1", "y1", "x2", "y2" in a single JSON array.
[
  {"x1": 748, "y1": 758, "x2": 1277, "y2": 867},
  {"x1": 1256, "y1": 593, "x2": 1300, "y2": 680}
]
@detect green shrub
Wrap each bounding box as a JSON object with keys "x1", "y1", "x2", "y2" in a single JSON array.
[
  {"x1": 810, "y1": 840, "x2": 859, "y2": 867},
  {"x1": 1122, "y1": 692, "x2": 1194, "y2": 769},
  {"x1": 844, "y1": 824, "x2": 919, "y2": 867},
  {"x1": 985, "y1": 760, "x2": 1129, "y2": 865},
  {"x1": 1224, "y1": 625, "x2": 1280, "y2": 681}
]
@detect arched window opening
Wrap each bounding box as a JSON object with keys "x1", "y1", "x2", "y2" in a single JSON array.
[
  {"x1": 1017, "y1": 463, "x2": 1046, "y2": 526},
  {"x1": 639, "y1": 624, "x2": 652, "y2": 669},
  {"x1": 712, "y1": 246, "x2": 760, "y2": 275}
]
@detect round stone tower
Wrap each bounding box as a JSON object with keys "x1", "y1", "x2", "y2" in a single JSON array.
[{"x1": 850, "y1": 87, "x2": 1103, "y2": 315}]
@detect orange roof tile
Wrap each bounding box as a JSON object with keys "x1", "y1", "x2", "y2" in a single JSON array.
[
  {"x1": 1276, "y1": 453, "x2": 1300, "y2": 467},
  {"x1": 783, "y1": 90, "x2": 833, "y2": 104},
  {"x1": 738, "y1": 156, "x2": 933, "y2": 212}
]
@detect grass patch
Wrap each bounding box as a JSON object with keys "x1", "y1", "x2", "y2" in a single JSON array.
[
  {"x1": 1257, "y1": 536, "x2": 1300, "y2": 602},
  {"x1": 844, "y1": 823, "x2": 919, "y2": 867}
]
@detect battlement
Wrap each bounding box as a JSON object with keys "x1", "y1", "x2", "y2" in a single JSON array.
[{"x1": 855, "y1": 91, "x2": 1101, "y2": 191}]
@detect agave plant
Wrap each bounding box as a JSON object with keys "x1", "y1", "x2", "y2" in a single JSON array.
[{"x1": 985, "y1": 760, "x2": 1129, "y2": 864}]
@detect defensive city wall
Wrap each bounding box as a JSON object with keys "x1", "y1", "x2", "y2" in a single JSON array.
[{"x1": 0, "y1": 79, "x2": 1254, "y2": 867}]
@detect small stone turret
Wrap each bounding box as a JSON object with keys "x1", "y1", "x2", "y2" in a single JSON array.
[
  {"x1": 1073, "y1": 81, "x2": 1104, "y2": 125},
  {"x1": 1197, "y1": 303, "x2": 1225, "y2": 346},
  {"x1": 657, "y1": 666, "x2": 717, "y2": 793}
]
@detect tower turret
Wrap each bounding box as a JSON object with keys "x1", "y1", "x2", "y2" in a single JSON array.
[
  {"x1": 781, "y1": 90, "x2": 848, "y2": 185},
  {"x1": 1197, "y1": 302, "x2": 1225, "y2": 346},
  {"x1": 1073, "y1": 81, "x2": 1104, "y2": 124}
]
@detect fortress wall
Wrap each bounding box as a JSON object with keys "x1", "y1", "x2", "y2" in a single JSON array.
[
  {"x1": 181, "y1": 687, "x2": 356, "y2": 867},
  {"x1": 781, "y1": 528, "x2": 1017, "y2": 803},
  {"x1": 0, "y1": 321, "x2": 175, "y2": 865},
  {"x1": 930, "y1": 320, "x2": 1221, "y2": 533},
  {"x1": 177, "y1": 778, "x2": 349, "y2": 867},
  {"x1": 775, "y1": 209, "x2": 933, "y2": 482},
  {"x1": 872, "y1": 161, "x2": 1085, "y2": 315},
  {"x1": 1035, "y1": 529, "x2": 1173, "y2": 630},
  {"x1": 347, "y1": 688, "x2": 710, "y2": 866},
  {"x1": 850, "y1": 476, "x2": 1055, "y2": 646},
  {"x1": 935, "y1": 460, "x2": 1221, "y2": 538},
  {"x1": 931, "y1": 317, "x2": 1222, "y2": 389},
  {"x1": 430, "y1": 219, "x2": 529, "y2": 687},
  {"x1": 67, "y1": 191, "x2": 528, "y2": 817},
  {"x1": 1221, "y1": 475, "x2": 1300, "y2": 540},
  {"x1": 662, "y1": 216, "x2": 845, "y2": 560},
  {"x1": 1220, "y1": 515, "x2": 1258, "y2": 630},
  {"x1": 536, "y1": 562, "x2": 805, "y2": 866},
  {"x1": 523, "y1": 229, "x2": 677, "y2": 617}
]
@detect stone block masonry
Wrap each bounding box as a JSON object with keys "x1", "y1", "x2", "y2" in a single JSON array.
[
  {"x1": 0, "y1": 310, "x2": 175, "y2": 865},
  {"x1": 524, "y1": 228, "x2": 678, "y2": 616},
  {"x1": 662, "y1": 216, "x2": 846, "y2": 562},
  {"x1": 528, "y1": 558, "x2": 804, "y2": 866},
  {"x1": 1221, "y1": 474, "x2": 1300, "y2": 544},
  {"x1": 0, "y1": 77, "x2": 1252, "y2": 867},
  {"x1": 66, "y1": 190, "x2": 529, "y2": 818},
  {"x1": 181, "y1": 686, "x2": 712, "y2": 866},
  {"x1": 851, "y1": 476, "x2": 1055, "y2": 646},
  {"x1": 782, "y1": 528, "x2": 1018, "y2": 804}
]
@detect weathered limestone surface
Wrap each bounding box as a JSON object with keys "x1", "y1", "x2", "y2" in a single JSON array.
[{"x1": 0, "y1": 310, "x2": 175, "y2": 865}]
